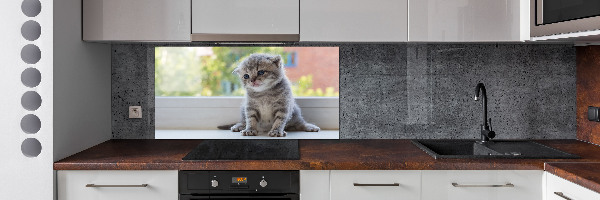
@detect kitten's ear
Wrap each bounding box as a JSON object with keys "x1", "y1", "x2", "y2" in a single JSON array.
[
  {"x1": 232, "y1": 67, "x2": 239, "y2": 74},
  {"x1": 270, "y1": 55, "x2": 282, "y2": 67}
]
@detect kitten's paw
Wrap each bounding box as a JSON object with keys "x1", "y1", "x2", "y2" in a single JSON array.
[
  {"x1": 304, "y1": 124, "x2": 320, "y2": 132},
  {"x1": 231, "y1": 123, "x2": 245, "y2": 132},
  {"x1": 268, "y1": 130, "x2": 287, "y2": 137},
  {"x1": 241, "y1": 129, "x2": 257, "y2": 136}
]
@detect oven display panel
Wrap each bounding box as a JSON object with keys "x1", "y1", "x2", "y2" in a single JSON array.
[{"x1": 232, "y1": 177, "x2": 247, "y2": 184}]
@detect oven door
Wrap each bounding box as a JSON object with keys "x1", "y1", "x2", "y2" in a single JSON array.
[{"x1": 180, "y1": 194, "x2": 299, "y2": 200}]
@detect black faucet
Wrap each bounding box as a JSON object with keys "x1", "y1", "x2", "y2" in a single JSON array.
[{"x1": 474, "y1": 83, "x2": 495, "y2": 143}]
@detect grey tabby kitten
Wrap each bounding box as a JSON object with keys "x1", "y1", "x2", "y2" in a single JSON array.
[{"x1": 219, "y1": 53, "x2": 320, "y2": 137}]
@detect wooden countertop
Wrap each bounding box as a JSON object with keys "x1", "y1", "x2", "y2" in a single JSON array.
[
  {"x1": 545, "y1": 162, "x2": 600, "y2": 194},
  {"x1": 53, "y1": 139, "x2": 600, "y2": 196},
  {"x1": 54, "y1": 139, "x2": 600, "y2": 171}
]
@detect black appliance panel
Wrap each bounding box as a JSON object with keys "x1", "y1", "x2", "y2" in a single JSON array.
[
  {"x1": 180, "y1": 194, "x2": 298, "y2": 200},
  {"x1": 538, "y1": 0, "x2": 600, "y2": 25},
  {"x1": 179, "y1": 170, "x2": 299, "y2": 199},
  {"x1": 182, "y1": 140, "x2": 300, "y2": 160},
  {"x1": 208, "y1": 171, "x2": 298, "y2": 194}
]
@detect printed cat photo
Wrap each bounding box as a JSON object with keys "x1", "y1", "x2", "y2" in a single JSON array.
[{"x1": 218, "y1": 54, "x2": 320, "y2": 137}]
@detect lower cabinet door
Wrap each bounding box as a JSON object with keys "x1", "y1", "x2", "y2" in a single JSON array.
[
  {"x1": 300, "y1": 170, "x2": 330, "y2": 200},
  {"x1": 421, "y1": 170, "x2": 542, "y2": 200},
  {"x1": 330, "y1": 170, "x2": 421, "y2": 200},
  {"x1": 57, "y1": 170, "x2": 178, "y2": 200},
  {"x1": 546, "y1": 172, "x2": 600, "y2": 200}
]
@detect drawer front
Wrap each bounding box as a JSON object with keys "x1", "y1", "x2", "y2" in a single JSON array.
[
  {"x1": 57, "y1": 170, "x2": 178, "y2": 200},
  {"x1": 422, "y1": 170, "x2": 542, "y2": 200},
  {"x1": 546, "y1": 172, "x2": 600, "y2": 200},
  {"x1": 330, "y1": 170, "x2": 421, "y2": 200}
]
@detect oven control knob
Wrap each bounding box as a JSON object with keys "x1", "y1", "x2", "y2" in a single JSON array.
[
  {"x1": 259, "y1": 179, "x2": 267, "y2": 187},
  {"x1": 211, "y1": 180, "x2": 219, "y2": 188}
]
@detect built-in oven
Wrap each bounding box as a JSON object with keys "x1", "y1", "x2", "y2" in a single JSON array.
[
  {"x1": 179, "y1": 171, "x2": 299, "y2": 200},
  {"x1": 531, "y1": 0, "x2": 600, "y2": 38}
]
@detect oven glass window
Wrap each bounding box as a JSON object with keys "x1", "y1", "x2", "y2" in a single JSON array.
[{"x1": 541, "y1": 0, "x2": 600, "y2": 25}]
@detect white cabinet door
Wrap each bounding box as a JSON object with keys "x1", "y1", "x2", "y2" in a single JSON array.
[
  {"x1": 545, "y1": 172, "x2": 600, "y2": 200},
  {"x1": 82, "y1": 0, "x2": 191, "y2": 41},
  {"x1": 57, "y1": 170, "x2": 178, "y2": 200},
  {"x1": 422, "y1": 170, "x2": 542, "y2": 200},
  {"x1": 301, "y1": 0, "x2": 408, "y2": 42},
  {"x1": 191, "y1": 0, "x2": 299, "y2": 41},
  {"x1": 300, "y1": 170, "x2": 330, "y2": 200},
  {"x1": 409, "y1": 0, "x2": 529, "y2": 42},
  {"x1": 330, "y1": 170, "x2": 420, "y2": 200}
]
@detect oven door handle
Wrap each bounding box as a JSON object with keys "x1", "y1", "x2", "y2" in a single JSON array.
[
  {"x1": 210, "y1": 196, "x2": 297, "y2": 199},
  {"x1": 180, "y1": 194, "x2": 298, "y2": 200}
]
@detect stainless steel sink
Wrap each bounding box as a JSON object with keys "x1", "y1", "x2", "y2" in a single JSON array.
[{"x1": 412, "y1": 140, "x2": 579, "y2": 159}]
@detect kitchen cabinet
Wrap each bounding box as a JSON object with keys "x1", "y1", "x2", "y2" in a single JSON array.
[
  {"x1": 421, "y1": 170, "x2": 543, "y2": 200},
  {"x1": 191, "y1": 0, "x2": 299, "y2": 41},
  {"x1": 330, "y1": 170, "x2": 421, "y2": 200},
  {"x1": 83, "y1": 0, "x2": 191, "y2": 41},
  {"x1": 409, "y1": 0, "x2": 529, "y2": 42},
  {"x1": 300, "y1": 170, "x2": 330, "y2": 200},
  {"x1": 545, "y1": 172, "x2": 600, "y2": 200},
  {"x1": 57, "y1": 170, "x2": 178, "y2": 200},
  {"x1": 300, "y1": 0, "x2": 408, "y2": 42},
  {"x1": 81, "y1": 0, "x2": 532, "y2": 42}
]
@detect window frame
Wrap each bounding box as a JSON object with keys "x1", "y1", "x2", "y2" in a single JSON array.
[{"x1": 154, "y1": 46, "x2": 340, "y2": 138}]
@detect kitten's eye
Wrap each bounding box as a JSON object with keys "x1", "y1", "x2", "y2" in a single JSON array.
[
  {"x1": 243, "y1": 74, "x2": 250, "y2": 79},
  {"x1": 257, "y1": 70, "x2": 265, "y2": 75}
]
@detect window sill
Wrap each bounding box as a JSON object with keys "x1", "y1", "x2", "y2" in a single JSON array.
[
  {"x1": 156, "y1": 97, "x2": 339, "y2": 130},
  {"x1": 155, "y1": 129, "x2": 339, "y2": 139}
]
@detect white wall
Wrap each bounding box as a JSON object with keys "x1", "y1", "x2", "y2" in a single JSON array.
[
  {"x1": 53, "y1": 0, "x2": 112, "y2": 162},
  {"x1": 0, "y1": 0, "x2": 54, "y2": 199},
  {"x1": 1, "y1": 0, "x2": 111, "y2": 199}
]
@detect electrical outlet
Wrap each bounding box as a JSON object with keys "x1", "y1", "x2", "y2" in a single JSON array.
[{"x1": 129, "y1": 106, "x2": 142, "y2": 119}]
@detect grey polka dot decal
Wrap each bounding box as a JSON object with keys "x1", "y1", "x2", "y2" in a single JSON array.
[
  {"x1": 21, "y1": 68, "x2": 41, "y2": 88},
  {"x1": 20, "y1": 114, "x2": 41, "y2": 134},
  {"x1": 21, "y1": 138, "x2": 42, "y2": 157},
  {"x1": 21, "y1": 20, "x2": 41, "y2": 41},
  {"x1": 21, "y1": 91, "x2": 42, "y2": 111},
  {"x1": 21, "y1": 0, "x2": 41, "y2": 17},
  {"x1": 21, "y1": 0, "x2": 43, "y2": 159},
  {"x1": 21, "y1": 44, "x2": 41, "y2": 64}
]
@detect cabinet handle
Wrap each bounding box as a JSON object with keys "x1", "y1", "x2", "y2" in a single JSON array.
[
  {"x1": 451, "y1": 183, "x2": 514, "y2": 187},
  {"x1": 86, "y1": 184, "x2": 149, "y2": 188},
  {"x1": 554, "y1": 192, "x2": 573, "y2": 200},
  {"x1": 353, "y1": 183, "x2": 400, "y2": 186}
]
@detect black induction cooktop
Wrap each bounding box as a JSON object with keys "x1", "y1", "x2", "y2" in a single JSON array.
[{"x1": 182, "y1": 140, "x2": 300, "y2": 160}]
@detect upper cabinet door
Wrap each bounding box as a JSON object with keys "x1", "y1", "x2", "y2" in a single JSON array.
[
  {"x1": 83, "y1": 0, "x2": 191, "y2": 41},
  {"x1": 409, "y1": 0, "x2": 529, "y2": 42},
  {"x1": 300, "y1": 0, "x2": 408, "y2": 42},
  {"x1": 191, "y1": 0, "x2": 300, "y2": 41}
]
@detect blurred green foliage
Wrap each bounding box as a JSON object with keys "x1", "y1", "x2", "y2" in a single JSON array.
[
  {"x1": 292, "y1": 75, "x2": 339, "y2": 97},
  {"x1": 155, "y1": 47, "x2": 338, "y2": 97}
]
